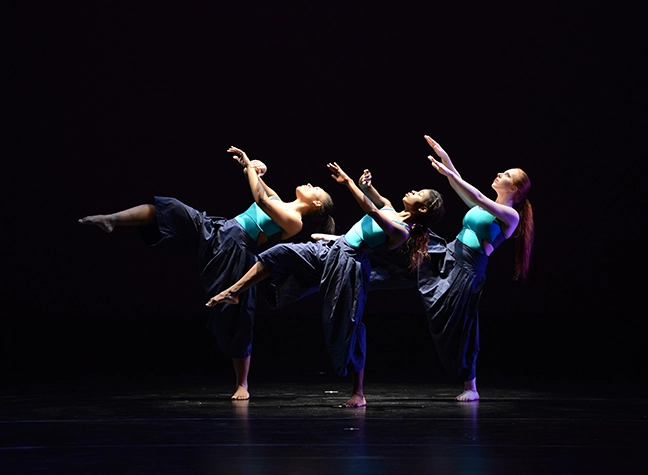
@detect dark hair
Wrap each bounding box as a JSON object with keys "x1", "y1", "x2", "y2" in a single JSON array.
[
  {"x1": 511, "y1": 168, "x2": 534, "y2": 281},
  {"x1": 303, "y1": 191, "x2": 336, "y2": 234},
  {"x1": 404, "y1": 189, "x2": 445, "y2": 271}
]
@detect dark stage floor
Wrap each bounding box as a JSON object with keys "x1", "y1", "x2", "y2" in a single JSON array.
[{"x1": 1, "y1": 376, "x2": 646, "y2": 474}]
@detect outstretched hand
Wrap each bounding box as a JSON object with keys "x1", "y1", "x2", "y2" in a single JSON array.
[
  {"x1": 228, "y1": 146, "x2": 251, "y2": 168},
  {"x1": 358, "y1": 169, "x2": 372, "y2": 190},
  {"x1": 424, "y1": 135, "x2": 450, "y2": 162},
  {"x1": 428, "y1": 155, "x2": 453, "y2": 177},
  {"x1": 327, "y1": 162, "x2": 352, "y2": 184}
]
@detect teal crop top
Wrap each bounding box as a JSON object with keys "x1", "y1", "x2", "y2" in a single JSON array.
[
  {"x1": 345, "y1": 207, "x2": 409, "y2": 250},
  {"x1": 234, "y1": 199, "x2": 282, "y2": 241},
  {"x1": 456, "y1": 206, "x2": 505, "y2": 254}
]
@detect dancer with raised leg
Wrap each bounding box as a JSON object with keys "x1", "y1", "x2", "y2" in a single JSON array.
[
  {"x1": 207, "y1": 163, "x2": 444, "y2": 407},
  {"x1": 419, "y1": 135, "x2": 534, "y2": 401},
  {"x1": 79, "y1": 146, "x2": 334, "y2": 400}
]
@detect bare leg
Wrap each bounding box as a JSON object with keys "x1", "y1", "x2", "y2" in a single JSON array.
[
  {"x1": 456, "y1": 378, "x2": 480, "y2": 402},
  {"x1": 231, "y1": 356, "x2": 251, "y2": 400},
  {"x1": 342, "y1": 369, "x2": 366, "y2": 408},
  {"x1": 78, "y1": 204, "x2": 157, "y2": 233},
  {"x1": 206, "y1": 262, "x2": 271, "y2": 307}
]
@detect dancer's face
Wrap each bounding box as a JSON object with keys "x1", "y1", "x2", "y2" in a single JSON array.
[
  {"x1": 296, "y1": 184, "x2": 326, "y2": 204},
  {"x1": 402, "y1": 189, "x2": 431, "y2": 210},
  {"x1": 491, "y1": 169, "x2": 519, "y2": 193}
]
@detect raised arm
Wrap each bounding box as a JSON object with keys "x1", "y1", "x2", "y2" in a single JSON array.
[
  {"x1": 228, "y1": 146, "x2": 303, "y2": 238},
  {"x1": 357, "y1": 169, "x2": 394, "y2": 209},
  {"x1": 230, "y1": 147, "x2": 281, "y2": 199},
  {"x1": 424, "y1": 136, "x2": 475, "y2": 208},
  {"x1": 257, "y1": 177, "x2": 280, "y2": 199},
  {"x1": 328, "y1": 162, "x2": 409, "y2": 249},
  {"x1": 229, "y1": 146, "x2": 269, "y2": 204},
  {"x1": 427, "y1": 155, "x2": 520, "y2": 235}
]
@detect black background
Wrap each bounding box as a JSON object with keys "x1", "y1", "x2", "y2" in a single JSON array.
[{"x1": 3, "y1": 2, "x2": 645, "y2": 386}]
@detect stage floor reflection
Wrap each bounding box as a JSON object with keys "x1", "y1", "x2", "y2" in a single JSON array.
[{"x1": 1, "y1": 376, "x2": 646, "y2": 474}]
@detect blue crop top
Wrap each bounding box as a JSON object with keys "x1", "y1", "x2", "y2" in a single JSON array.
[
  {"x1": 234, "y1": 199, "x2": 282, "y2": 241},
  {"x1": 456, "y1": 206, "x2": 506, "y2": 254},
  {"x1": 345, "y1": 207, "x2": 409, "y2": 250}
]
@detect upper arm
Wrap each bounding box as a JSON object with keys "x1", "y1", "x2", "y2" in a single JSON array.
[
  {"x1": 368, "y1": 209, "x2": 410, "y2": 249},
  {"x1": 256, "y1": 198, "x2": 303, "y2": 238},
  {"x1": 447, "y1": 172, "x2": 519, "y2": 235},
  {"x1": 471, "y1": 196, "x2": 520, "y2": 236}
]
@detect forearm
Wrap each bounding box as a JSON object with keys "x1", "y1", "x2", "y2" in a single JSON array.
[
  {"x1": 446, "y1": 171, "x2": 484, "y2": 205},
  {"x1": 346, "y1": 180, "x2": 379, "y2": 215},
  {"x1": 258, "y1": 177, "x2": 279, "y2": 198},
  {"x1": 440, "y1": 154, "x2": 461, "y2": 178},
  {"x1": 361, "y1": 185, "x2": 390, "y2": 208},
  {"x1": 246, "y1": 167, "x2": 268, "y2": 204}
]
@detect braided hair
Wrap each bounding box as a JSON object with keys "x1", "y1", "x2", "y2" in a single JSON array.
[{"x1": 403, "y1": 189, "x2": 445, "y2": 271}]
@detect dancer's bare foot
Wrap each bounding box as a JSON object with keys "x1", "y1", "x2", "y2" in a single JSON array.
[
  {"x1": 231, "y1": 385, "x2": 250, "y2": 400},
  {"x1": 78, "y1": 215, "x2": 116, "y2": 233},
  {"x1": 341, "y1": 393, "x2": 366, "y2": 408},
  {"x1": 206, "y1": 289, "x2": 239, "y2": 307},
  {"x1": 455, "y1": 389, "x2": 480, "y2": 402}
]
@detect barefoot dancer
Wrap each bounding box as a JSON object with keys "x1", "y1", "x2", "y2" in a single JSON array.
[
  {"x1": 207, "y1": 163, "x2": 444, "y2": 407},
  {"x1": 79, "y1": 146, "x2": 334, "y2": 400},
  {"x1": 420, "y1": 135, "x2": 534, "y2": 401}
]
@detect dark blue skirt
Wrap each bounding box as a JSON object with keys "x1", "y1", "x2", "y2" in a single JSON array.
[
  {"x1": 368, "y1": 247, "x2": 417, "y2": 291},
  {"x1": 367, "y1": 232, "x2": 487, "y2": 381},
  {"x1": 140, "y1": 196, "x2": 259, "y2": 358},
  {"x1": 417, "y1": 235, "x2": 488, "y2": 381},
  {"x1": 259, "y1": 237, "x2": 370, "y2": 377}
]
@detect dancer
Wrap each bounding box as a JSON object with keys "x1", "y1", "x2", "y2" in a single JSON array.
[
  {"x1": 419, "y1": 135, "x2": 534, "y2": 401},
  {"x1": 79, "y1": 146, "x2": 334, "y2": 400},
  {"x1": 207, "y1": 163, "x2": 444, "y2": 407}
]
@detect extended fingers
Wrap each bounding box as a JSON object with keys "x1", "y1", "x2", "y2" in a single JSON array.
[
  {"x1": 228, "y1": 146, "x2": 249, "y2": 159},
  {"x1": 428, "y1": 155, "x2": 440, "y2": 167},
  {"x1": 424, "y1": 135, "x2": 444, "y2": 152},
  {"x1": 424, "y1": 135, "x2": 437, "y2": 147}
]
